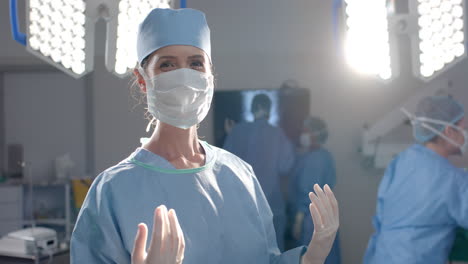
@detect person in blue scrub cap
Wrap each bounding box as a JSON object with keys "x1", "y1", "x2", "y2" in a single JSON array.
[
  {"x1": 223, "y1": 93, "x2": 295, "y2": 251},
  {"x1": 289, "y1": 117, "x2": 341, "y2": 264},
  {"x1": 71, "y1": 8, "x2": 339, "y2": 264},
  {"x1": 364, "y1": 95, "x2": 468, "y2": 264}
]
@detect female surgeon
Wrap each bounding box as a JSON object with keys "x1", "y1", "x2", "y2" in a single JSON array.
[
  {"x1": 364, "y1": 95, "x2": 468, "y2": 264},
  {"x1": 70, "y1": 8, "x2": 339, "y2": 264}
]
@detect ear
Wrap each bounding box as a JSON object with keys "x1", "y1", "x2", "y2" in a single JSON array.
[
  {"x1": 443, "y1": 126, "x2": 451, "y2": 136},
  {"x1": 444, "y1": 125, "x2": 458, "y2": 138},
  {"x1": 133, "y1": 69, "x2": 147, "y2": 93}
]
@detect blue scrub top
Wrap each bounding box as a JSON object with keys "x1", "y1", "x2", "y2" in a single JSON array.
[
  {"x1": 71, "y1": 142, "x2": 305, "y2": 263},
  {"x1": 289, "y1": 148, "x2": 336, "y2": 215},
  {"x1": 364, "y1": 144, "x2": 468, "y2": 264},
  {"x1": 223, "y1": 119, "x2": 295, "y2": 216}
]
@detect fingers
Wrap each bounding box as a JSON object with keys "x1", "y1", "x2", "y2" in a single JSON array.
[
  {"x1": 309, "y1": 184, "x2": 340, "y2": 233},
  {"x1": 132, "y1": 223, "x2": 148, "y2": 264},
  {"x1": 324, "y1": 184, "x2": 339, "y2": 221},
  {"x1": 161, "y1": 206, "x2": 171, "y2": 252},
  {"x1": 148, "y1": 206, "x2": 164, "y2": 258},
  {"x1": 309, "y1": 202, "x2": 323, "y2": 230},
  {"x1": 155, "y1": 209, "x2": 176, "y2": 263},
  {"x1": 169, "y1": 209, "x2": 185, "y2": 263},
  {"x1": 313, "y1": 184, "x2": 333, "y2": 221},
  {"x1": 309, "y1": 191, "x2": 326, "y2": 227},
  {"x1": 168, "y1": 209, "x2": 179, "y2": 251},
  {"x1": 138, "y1": 205, "x2": 185, "y2": 264}
]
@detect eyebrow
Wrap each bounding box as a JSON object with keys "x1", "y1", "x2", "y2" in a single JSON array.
[
  {"x1": 155, "y1": 55, "x2": 205, "y2": 62},
  {"x1": 188, "y1": 55, "x2": 204, "y2": 60},
  {"x1": 157, "y1": 56, "x2": 177, "y2": 60}
]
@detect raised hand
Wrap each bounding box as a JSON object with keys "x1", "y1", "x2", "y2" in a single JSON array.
[
  {"x1": 301, "y1": 184, "x2": 339, "y2": 264},
  {"x1": 132, "y1": 205, "x2": 185, "y2": 264}
]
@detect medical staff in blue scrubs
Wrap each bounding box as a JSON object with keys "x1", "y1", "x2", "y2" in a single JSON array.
[
  {"x1": 223, "y1": 94, "x2": 295, "y2": 251},
  {"x1": 289, "y1": 117, "x2": 341, "y2": 264},
  {"x1": 364, "y1": 95, "x2": 468, "y2": 264},
  {"x1": 71, "y1": 8, "x2": 339, "y2": 264}
]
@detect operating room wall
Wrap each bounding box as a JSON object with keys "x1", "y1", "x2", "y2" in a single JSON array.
[
  {"x1": 3, "y1": 72, "x2": 87, "y2": 182},
  {"x1": 2, "y1": 1, "x2": 468, "y2": 264}
]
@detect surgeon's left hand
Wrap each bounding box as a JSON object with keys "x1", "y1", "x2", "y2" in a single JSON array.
[{"x1": 300, "y1": 184, "x2": 339, "y2": 264}]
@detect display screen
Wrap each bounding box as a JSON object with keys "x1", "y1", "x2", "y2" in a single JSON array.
[{"x1": 213, "y1": 87, "x2": 310, "y2": 147}]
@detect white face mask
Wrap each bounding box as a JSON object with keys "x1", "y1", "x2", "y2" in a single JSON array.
[
  {"x1": 300, "y1": 133, "x2": 311, "y2": 148},
  {"x1": 401, "y1": 108, "x2": 467, "y2": 154},
  {"x1": 145, "y1": 68, "x2": 214, "y2": 130}
]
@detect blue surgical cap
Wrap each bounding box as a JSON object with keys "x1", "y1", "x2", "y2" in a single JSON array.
[
  {"x1": 304, "y1": 116, "x2": 329, "y2": 144},
  {"x1": 137, "y1": 8, "x2": 211, "y2": 64},
  {"x1": 414, "y1": 95, "x2": 465, "y2": 143}
]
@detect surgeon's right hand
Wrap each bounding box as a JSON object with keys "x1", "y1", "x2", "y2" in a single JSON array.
[{"x1": 132, "y1": 205, "x2": 185, "y2": 264}]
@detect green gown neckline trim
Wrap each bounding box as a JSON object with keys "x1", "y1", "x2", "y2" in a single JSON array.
[{"x1": 130, "y1": 141, "x2": 216, "y2": 174}]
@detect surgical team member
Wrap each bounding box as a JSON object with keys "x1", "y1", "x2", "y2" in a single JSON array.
[
  {"x1": 289, "y1": 117, "x2": 341, "y2": 264},
  {"x1": 223, "y1": 94, "x2": 295, "y2": 250},
  {"x1": 71, "y1": 8, "x2": 339, "y2": 264},
  {"x1": 364, "y1": 95, "x2": 468, "y2": 264}
]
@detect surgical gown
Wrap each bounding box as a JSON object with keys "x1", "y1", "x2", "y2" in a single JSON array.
[
  {"x1": 289, "y1": 148, "x2": 341, "y2": 264},
  {"x1": 223, "y1": 119, "x2": 295, "y2": 250},
  {"x1": 71, "y1": 142, "x2": 305, "y2": 264},
  {"x1": 364, "y1": 144, "x2": 468, "y2": 264}
]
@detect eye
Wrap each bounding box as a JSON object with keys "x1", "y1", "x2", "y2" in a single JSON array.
[
  {"x1": 190, "y1": 60, "x2": 205, "y2": 69},
  {"x1": 159, "y1": 61, "x2": 176, "y2": 70}
]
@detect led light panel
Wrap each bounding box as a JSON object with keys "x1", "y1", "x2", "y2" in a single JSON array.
[
  {"x1": 413, "y1": 0, "x2": 466, "y2": 80},
  {"x1": 344, "y1": 0, "x2": 395, "y2": 80},
  {"x1": 27, "y1": 0, "x2": 94, "y2": 78},
  {"x1": 108, "y1": 0, "x2": 173, "y2": 77}
]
